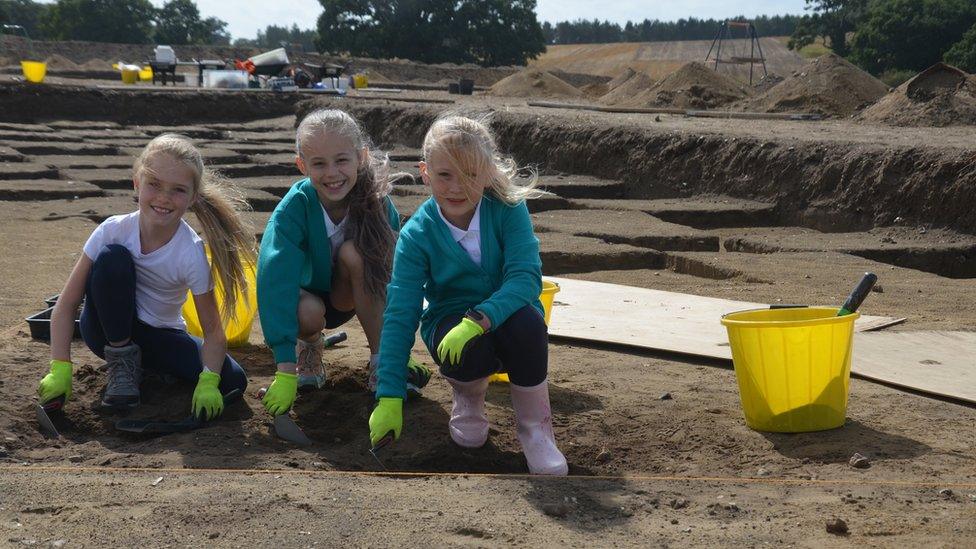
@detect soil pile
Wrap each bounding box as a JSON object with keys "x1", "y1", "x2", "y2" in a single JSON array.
[
  {"x1": 488, "y1": 68, "x2": 583, "y2": 98},
  {"x1": 43, "y1": 54, "x2": 79, "y2": 70},
  {"x1": 860, "y1": 63, "x2": 976, "y2": 126},
  {"x1": 603, "y1": 62, "x2": 747, "y2": 109},
  {"x1": 599, "y1": 69, "x2": 655, "y2": 105},
  {"x1": 745, "y1": 53, "x2": 888, "y2": 117}
]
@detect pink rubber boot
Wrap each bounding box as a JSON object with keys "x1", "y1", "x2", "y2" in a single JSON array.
[
  {"x1": 446, "y1": 377, "x2": 490, "y2": 448},
  {"x1": 510, "y1": 380, "x2": 568, "y2": 476}
]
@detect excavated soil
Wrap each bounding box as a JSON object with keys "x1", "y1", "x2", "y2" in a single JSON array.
[
  {"x1": 609, "y1": 62, "x2": 749, "y2": 109},
  {"x1": 860, "y1": 63, "x2": 976, "y2": 127},
  {"x1": 488, "y1": 68, "x2": 584, "y2": 99},
  {"x1": 743, "y1": 53, "x2": 890, "y2": 117},
  {"x1": 0, "y1": 87, "x2": 975, "y2": 546}
]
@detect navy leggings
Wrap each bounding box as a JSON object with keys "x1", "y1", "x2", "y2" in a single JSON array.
[
  {"x1": 80, "y1": 245, "x2": 248, "y2": 395},
  {"x1": 431, "y1": 304, "x2": 548, "y2": 387}
]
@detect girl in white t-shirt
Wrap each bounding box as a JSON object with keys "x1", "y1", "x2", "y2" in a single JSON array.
[{"x1": 37, "y1": 134, "x2": 256, "y2": 419}]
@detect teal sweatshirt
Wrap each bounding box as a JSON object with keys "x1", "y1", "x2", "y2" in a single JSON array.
[
  {"x1": 257, "y1": 177, "x2": 400, "y2": 364},
  {"x1": 376, "y1": 194, "x2": 543, "y2": 399}
]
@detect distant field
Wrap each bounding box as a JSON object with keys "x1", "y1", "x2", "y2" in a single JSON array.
[{"x1": 531, "y1": 37, "x2": 808, "y2": 83}]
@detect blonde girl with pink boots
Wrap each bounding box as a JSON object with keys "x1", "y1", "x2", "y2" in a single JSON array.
[{"x1": 368, "y1": 114, "x2": 568, "y2": 475}]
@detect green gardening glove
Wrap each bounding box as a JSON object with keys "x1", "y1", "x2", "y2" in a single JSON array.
[
  {"x1": 191, "y1": 370, "x2": 223, "y2": 420},
  {"x1": 38, "y1": 360, "x2": 73, "y2": 403},
  {"x1": 263, "y1": 371, "x2": 298, "y2": 416},
  {"x1": 369, "y1": 397, "x2": 403, "y2": 446},
  {"x1": 436, "y1": 317, "x2": 484, "y2": 369}
]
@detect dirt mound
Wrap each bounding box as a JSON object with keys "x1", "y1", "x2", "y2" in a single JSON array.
[
  {"x1": 607, "y1": 67, "x2": 637, "y2": 91},
  {"x1": 488, "y1": 68, "x2": 583, "y2": 98},
  {"x1": 43, "y1": 54, "x2": 79, "y2": 70},
  {"x1": 745, "y1": 53, "x2": 888, "y2": 117},
  {"x1": 599, "y1": 70, "x2": 655, "y2": 105},
  {"x1": 860, "y1": 63, "x2": 976, "y2": 126},
  {"x1": 78, "y1": 58, "x2": 110, "y2": 71},
  {"x1": 361, "y1": 68, "x2": 391, "y2": 84},
  {"x1": 603, "y1": 62, "x2": 747, "y2": 109}
]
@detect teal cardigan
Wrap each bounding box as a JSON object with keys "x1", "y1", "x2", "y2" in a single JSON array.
[
  {"x1": 376, "y1": 194, "x2": 544, "y2": 399},
  {"x1": 257, "y1": 178, "x2": 400, "y2": 364}
]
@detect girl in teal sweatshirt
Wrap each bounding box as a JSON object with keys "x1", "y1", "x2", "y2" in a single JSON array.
[
  {"x1": 369, "y1": 115, "x2": 568, "y2": 475},
  {"x1": 257, "y1": 109, "x2": 429, "y2": 417}
]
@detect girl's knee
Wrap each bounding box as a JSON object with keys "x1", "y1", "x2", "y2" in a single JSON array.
[
  {"x1": 336, "y1": 240, "x2": 363, "y2": 273},
  {"x1": 92, "y1": 244, "x2": 134, "y2": 278},
  {"x1": 511, "y1": 305, "x2": 547, "y2": 338},
  {"x1": 297, "y1": 291, "x2": 327, "y2": 332}
]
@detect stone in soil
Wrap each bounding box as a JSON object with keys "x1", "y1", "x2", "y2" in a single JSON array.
[{"x1": 825, "y1": 517, "x2": 849, "y2": 535}]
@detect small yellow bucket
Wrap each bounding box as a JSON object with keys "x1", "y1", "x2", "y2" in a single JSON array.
[
  {"x1": 138, "y1": 66, "x2": 153, "y2": 81},
  {"x1": 720, "y1": 307, "x2": 859, "y2": 432},
  {"x1": 490, "y1": 280, "x2": 560, "y2": 383},
  {"x1": 121, "y1": 68, "x2": 139, "y2": 84},
  {"x1": 353, "y1": 74, "x2": 368, "y2": 88},
  {"x1": 21, "y1": 61, "x2": 47, "y2": 83},
  {"x1": 181, "y1": 253, "x2": 257, "y2": 347}
]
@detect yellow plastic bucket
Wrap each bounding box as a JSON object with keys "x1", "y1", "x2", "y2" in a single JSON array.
[
  {"x1": 138, "y1": 66, "x2": 153, "y2": 81},
  {"x1": 21, "y1": 61, "x2": 47, "y2": 83},
  {"x1": 720, "y1": 307, "x2": 859, "y2": 433},
  {"x1": 353, "y1": 74, "x2": 368, "y2": 88},
  {"x1": 181, "y1": 253, "x2": 257, "y2": 347},
  {"x1": 490, "y1": 280, "x2": 560, "y2": 383},
  {"x1": 121, "y1": 69, "x2": 139, "y2": 84}
]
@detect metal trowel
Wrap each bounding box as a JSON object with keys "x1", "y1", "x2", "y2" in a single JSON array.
[
  {"x1": 369, "y1": 431, "x2": 395, "y2": 470},
  {"x1": 35, "y1": 395, "x2": 64, "y2": 438},
  {"x1": 273, "y1": 414, "x2": 312, "y2": 446}
]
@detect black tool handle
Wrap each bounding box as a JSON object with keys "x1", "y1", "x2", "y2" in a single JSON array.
[
  {"x1": 324, "y1": 331, "x2": 347, "y2": 347},
  {"x1": 838, "y1": 272, "x2": 877, "y2": 316},
  {"x1": 42, "y1": 395, "x2": 66, "y2": 412}
]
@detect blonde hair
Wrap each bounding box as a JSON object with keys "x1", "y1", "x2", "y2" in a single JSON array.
[
  {"x1": 134, "y1": 134, "x2": 256, "y2": 322},
  {"x1": 295, "y1": 109, "x2": 397, "y2": 297},
  {"x1": 422, "y1": 113, "x2": 544, "y2": 205}
]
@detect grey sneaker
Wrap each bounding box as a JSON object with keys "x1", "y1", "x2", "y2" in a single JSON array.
[
  {"x1": 296, "y1": 335, "x2": 326, "y2": 390},
  {"x1": 101, "y1": 343, "x2": 142, "y2": 409}
]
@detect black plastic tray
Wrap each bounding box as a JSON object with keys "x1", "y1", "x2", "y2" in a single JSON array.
[{"x1": 26, "y1": 306, "x2": 81, "y2": 341}]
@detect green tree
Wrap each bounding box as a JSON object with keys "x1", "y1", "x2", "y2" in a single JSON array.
[
  {"x1": 788, "y1": 0, "x2": 867, "y2": 56},
  {"x1": 456, "y1": 0, "x2": 545, "y2": 65},
  {"x1": 0, "y1": 0, "x2": 50, "y2": 39},
  {"x1": 155, "y1": 0, "x2": 229, "y2": 45},
  {"x1": 849, "y1": 0, "x2": 976, "y2": 74},
  {"x1": 945, "y1": 22, "x2": 976, "y2": 72},
  {"x1": 316, "y1": 0, "x2": 544, "y2": 66},
  {"x1": 41, "y1": 0, "x2": 155, "y2": 43}
]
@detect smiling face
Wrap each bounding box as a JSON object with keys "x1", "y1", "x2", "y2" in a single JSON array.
[
  {"x1": 296, "y1": 130, "x2": 364, "y2": 213},
  {"x1": 134, "y1": 152, "x2": 196, "y2": 230},
  {"x1": 421, "y1": 147, "x2": 487, "y2": 230}
]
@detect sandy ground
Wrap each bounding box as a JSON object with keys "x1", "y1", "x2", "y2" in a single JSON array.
[{"x1": 0, "y1": 97, "x2": 975, "y2": 546}]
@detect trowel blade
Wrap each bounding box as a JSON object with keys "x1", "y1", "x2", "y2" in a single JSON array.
[
  {"x1": 273, "y1": 414, "x2": 312, "y2": 446},
  {"x1": 35, "y1": 402, "x2": 61, "y2": 438}
]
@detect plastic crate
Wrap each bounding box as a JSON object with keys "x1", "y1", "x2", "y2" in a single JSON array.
[{"x1": 26, "y1": 306, "x2": 82, "y2": 341}]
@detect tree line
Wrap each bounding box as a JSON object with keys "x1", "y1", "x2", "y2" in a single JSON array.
[
  {"x1": 791, "y1": 0, "x2": 976, "y2": 75},
  {"x1": 1, "y1": 0, "x2": 229, "y2": 45},
  {"x1": 5, "y1": 0, "x2": 976, "y2": 73},
  {"x1": 541, "y1": 14, "x2": 805, "y2": 45}
]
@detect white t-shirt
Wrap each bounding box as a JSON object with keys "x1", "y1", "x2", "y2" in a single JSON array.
[
  {"x1": 437, "y1": 200, "x2": 482, "y2": 266},
  {"x1": 82, "y1": 211, "x2": 212, "y2": 330},
  {"x1": 321, "y1": 205, "x2": 349, "y2": 263}
]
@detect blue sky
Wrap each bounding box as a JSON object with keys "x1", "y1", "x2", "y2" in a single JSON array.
[{"x1": 41, "y1": 0, "x2": 811, "y2": 41}]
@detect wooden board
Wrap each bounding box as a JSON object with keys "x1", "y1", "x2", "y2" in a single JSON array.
[
  {"x1": 545, "y1": 277, "x2": 902, "y2": 361},
  {"x1": 853, "y1": 331, "x2": 976, "y2": 405},
  {"x1": 545, "y1": 277, "x2": 976, "y2": 405}
]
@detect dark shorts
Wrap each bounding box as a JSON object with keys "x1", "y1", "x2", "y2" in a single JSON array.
[{"x1": 302, "y1": 288, "x2": 356, "y2": 328}]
